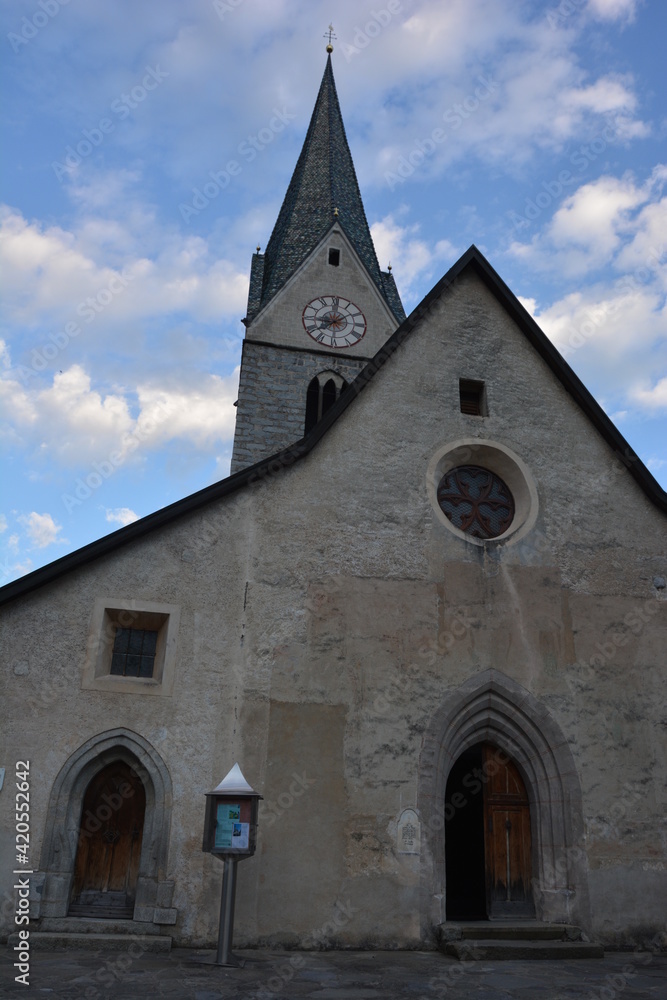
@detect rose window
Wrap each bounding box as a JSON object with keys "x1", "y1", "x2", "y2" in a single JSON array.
[{"x1": 437, "y1": 465, "x2": 515, "y2": 539}]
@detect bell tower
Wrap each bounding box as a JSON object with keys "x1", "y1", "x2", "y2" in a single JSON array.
[{"x1": 230, "y1": 41, "x2": 405, "y2": 474}]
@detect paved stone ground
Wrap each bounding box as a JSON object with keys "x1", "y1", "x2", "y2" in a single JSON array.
[{"x1": 1, "y1": 947, "x2": 666, "y2": 999}]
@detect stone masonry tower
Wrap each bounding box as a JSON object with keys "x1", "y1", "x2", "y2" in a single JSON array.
[{"x1": 230, "y1": 49, "x2": 405, "y2": 474}]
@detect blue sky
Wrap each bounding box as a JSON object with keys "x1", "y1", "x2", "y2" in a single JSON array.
[{"x1": 1, "y1": 0, "x2": 665, "y2": 583}]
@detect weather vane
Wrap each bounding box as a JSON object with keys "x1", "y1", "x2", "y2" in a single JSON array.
[{"x1": 324, "y1": 24, "x2": 336, "y2": 53}]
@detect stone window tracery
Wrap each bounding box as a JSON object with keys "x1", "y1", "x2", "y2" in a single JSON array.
[{"x1": 437, "y1": 465, "x2": 515, "y2": 539}]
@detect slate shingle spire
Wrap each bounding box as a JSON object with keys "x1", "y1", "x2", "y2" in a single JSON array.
[{"x1": 246, "y1": 54, "x2": 404, "y2": 324}]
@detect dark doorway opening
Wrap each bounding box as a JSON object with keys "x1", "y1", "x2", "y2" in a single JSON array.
[
  {"x1": 445, "y1": 745, "x2": 486, "y2": 919},
  {"x1": 445, "y1": 742, "x2": 534, "y2": 921},
  {"x1": 69, "y1": 760, "x2": 145, "y2": 919}
]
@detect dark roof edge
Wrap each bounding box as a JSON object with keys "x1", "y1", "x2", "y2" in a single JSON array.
[
  {"x1": 2, "y1": 245, "x2": 664, "y2": 607},
  {"x1": 461, "y1": 246, "x2": 667, "y2": 515},
  {"x1": 0, "y1": 440, "x2": 313, "y2": 608}
]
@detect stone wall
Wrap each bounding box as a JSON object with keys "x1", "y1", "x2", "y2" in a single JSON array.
[{"x1": 231, "y1": 341, "x2": 368, "y2": 473}]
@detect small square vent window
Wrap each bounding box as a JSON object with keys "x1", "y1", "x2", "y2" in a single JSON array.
[
  {"x1": 328, "y1": 248, "x2": 340, "y2": 266},
  {"x1": 459, "y1": 379, "x2": 487, "y2": 416}
]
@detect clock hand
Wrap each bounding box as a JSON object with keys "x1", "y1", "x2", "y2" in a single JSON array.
[{"x1": 319, "y1": 312, "x2": 341, "y2": 329}]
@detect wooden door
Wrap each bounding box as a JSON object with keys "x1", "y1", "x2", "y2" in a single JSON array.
[
  {"x1": 70, "y1": 761, "x2": 145, "y2": 918},
  {"x1": 482, "y1": 744, "x2": 534, "y2": 918}
]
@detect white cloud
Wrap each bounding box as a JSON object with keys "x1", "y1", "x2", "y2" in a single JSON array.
[
  {"x1": 587, "y1": 0, "x2": 640, "y2": 23},
  {"x1": 18, "y1": 512, "x2": 63, "y2": 549},
  {"x1": 0, "y1": 514, "x2": 7, "y2": 533},
  {"x1": 533, "y1": 282, "x2": 664, "y2": 357},
  {"x1": 630, "y1": 378, "x2": 667, "y2": 409},
  {"x1": 509, "y1": 168, "x2": 667, "y2": 277},
  {"x1": 105, "y1": 507, "x2": 139, "y2": 526},
  {"x1": 564, "y1": 77, "x2": 638, "y2": 115},
  {"x1": 371, "y1": 215, "x2": 457, "y2": 302},
  {"x1": 0, "y1": 204, "x2": 249, "y2": 331},
  {"x1": 132, "y1": 372, "x2": 240, "y2": 450},
  {"x1": 362, "y1": 2, "x2": 648, "y2": 181},
  {"x1": 548, "y1": 175, "x2": 644, "y2": 257},
  {"x1": 525, "y1": 278, "x2": 667, "y2": 426},
  {"x1": 0, "y1": 362, "x2": 239, "y2": 469},
  {"x1": 518, "y1": 172, "x2": 667, "y2": 417}
]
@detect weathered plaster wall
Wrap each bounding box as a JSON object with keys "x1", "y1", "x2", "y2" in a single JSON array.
[{"x1": 1, "y1": 270, "x2": 665, "y2": 950}]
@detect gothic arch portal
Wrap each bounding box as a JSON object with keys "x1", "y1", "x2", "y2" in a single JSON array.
[
  {"x1": 417, "y1": 670, "x2": 591, "y2": 934},
  {"x1": 38, "y1": 728, "x2": 174, "y2": 923}
]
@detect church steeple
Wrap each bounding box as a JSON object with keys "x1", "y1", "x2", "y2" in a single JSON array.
[
  {"x1": 246, "y1": 54, "x2": 404, "y2": 325},
  {"x1": 231, "y1": 50, "x2": 405, "y2": 475}
]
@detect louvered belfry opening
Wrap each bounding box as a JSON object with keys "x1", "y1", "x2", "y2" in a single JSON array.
[{"x1": 459, "y1": 378, "x2": 486, "y2": 416}]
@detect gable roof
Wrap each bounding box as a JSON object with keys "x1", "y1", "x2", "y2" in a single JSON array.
[
  {"x1": 246, "y1": 55, "x2": 404, "y2": 324},
  {"x1": 1, "y1": 245, "x2": 664, "y2": 608}
]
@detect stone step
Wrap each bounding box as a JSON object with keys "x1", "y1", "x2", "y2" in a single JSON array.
[
  {"x1": 38, "y1": 917, "x2": 162, "y2": 936},
  {"x1": 444, "y1": 921, "x2": 583, "y2": 941},
  {"x1": 443, "y1": 939, "x2": 604, "y2": 961},
  {"x1": 8, "y1": 932, "x2": 171, "y2": 953}
]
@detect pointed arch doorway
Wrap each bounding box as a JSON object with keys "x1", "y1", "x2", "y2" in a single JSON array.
[
  {"x1": 445, "y1": 742, "x2": 533, "y2": 920},
  {"x1": 418, "y1": 671, "x2": 591, "y2": 933},
  {"x1": 69, "y1": 760, "x2": 146, "y2": 918}
]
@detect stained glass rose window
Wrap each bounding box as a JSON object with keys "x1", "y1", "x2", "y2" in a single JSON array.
[{"x1": 437, "y1": 466, "x2": 515, "y2": 539}]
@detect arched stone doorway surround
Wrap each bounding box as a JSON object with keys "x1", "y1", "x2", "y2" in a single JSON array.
[
  {"x1": 38, "y1": 729, "x2": 176, "y2": 924},
  {"x1": 417, "y1": 670, "x2": 591, "y2": 934}
]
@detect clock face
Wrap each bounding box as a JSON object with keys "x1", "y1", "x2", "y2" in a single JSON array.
[{"x1": 302, "y1": 295, "x2": 366, "y2": 349}]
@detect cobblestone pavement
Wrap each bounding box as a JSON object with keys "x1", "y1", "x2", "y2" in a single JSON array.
[{"x1": 1, "y1": 947, "x2": 666, "y2": 999}]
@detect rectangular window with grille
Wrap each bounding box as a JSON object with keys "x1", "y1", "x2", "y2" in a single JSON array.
[
  {"x1": 110, "y1": 627, "x2": 159, "y2": 678},
  {"x1": 459, "y1": 379, "x2": 487, "y2": 416}
]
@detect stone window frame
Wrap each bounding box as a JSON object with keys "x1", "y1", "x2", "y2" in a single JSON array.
[
  {"x1": 82, "y1": 597, "x2": 180, "y2": 696},
  {"x1": 427, "y1": 438, "x2": 538, "y2": 547}
]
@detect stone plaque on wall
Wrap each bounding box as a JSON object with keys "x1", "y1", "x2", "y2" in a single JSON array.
[{"x1": 397, "y1": 808, "x2": 420, "y2": 854}]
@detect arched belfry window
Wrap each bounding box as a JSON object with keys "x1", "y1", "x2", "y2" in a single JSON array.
[{"x1": 304, "y1": 371, "x2": 348, "y2": 435}]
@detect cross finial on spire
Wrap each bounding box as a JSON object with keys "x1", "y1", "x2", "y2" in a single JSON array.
[{"x1": 324, "y1": 24, "x2": 336, "y2": 53}]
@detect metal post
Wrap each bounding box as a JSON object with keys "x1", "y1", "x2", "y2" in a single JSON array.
[{"x1": 215, "y1": 858, "x2": 241, "y2": 967}]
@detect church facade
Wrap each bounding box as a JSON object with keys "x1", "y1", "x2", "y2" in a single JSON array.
[{"x1": 1, "y1": 54, "x2": 665, "y2": 953}]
